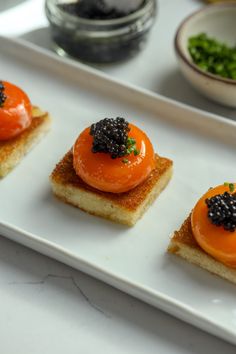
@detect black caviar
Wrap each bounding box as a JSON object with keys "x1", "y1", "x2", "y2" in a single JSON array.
[
  {"x1": 206, "y1": 192, "x2": 236, "y2": 232},
  {"x1": 59, "y1": 0, "x2": 134, "y2": 20},
  {"x1": 0, "y1": 81, "x2": 6, "y2": 107},
  {"x1": 46, "y1": 0, "x2": 156, "y2": 63},
  {"x1": 90, "y1": 117, "x2": 130, "y2": 159}
]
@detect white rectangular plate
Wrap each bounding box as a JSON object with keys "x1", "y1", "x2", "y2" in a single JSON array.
[{"x1": 1, "y1": 36, "x2": 236, "y2": 344}]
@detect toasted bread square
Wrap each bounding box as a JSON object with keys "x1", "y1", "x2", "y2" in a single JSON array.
[
  {"x1": 168, "y1": 214, "x2": 236, "y2": 284},
  {"x1": 50, "y1": 150, "x2": 173, "y2": 226},
  {"x1": 0, "y1": 106, "x2": 51, "y2": 177}
]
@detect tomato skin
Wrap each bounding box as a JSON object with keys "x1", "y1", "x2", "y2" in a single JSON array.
[
  {"x1": 0, "y1": 81, "x2": 32, "y2": 140},
  {"x1": 73, "y1": 123, "x2": 155, "y2": 193},
  {"x1": 191, "y1": 184, "x2": 236, "y2": 267}
]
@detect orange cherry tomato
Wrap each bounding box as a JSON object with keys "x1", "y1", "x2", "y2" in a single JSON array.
[
  {"x1": 73, "y1": 123, "x2": 155, "y2": 193},
  {"x1": 191, "y1": 184, "x2": 236, "y2": 267},
  {"x1": 0, "y1": 81, "x2": 32, "y2": 140}
]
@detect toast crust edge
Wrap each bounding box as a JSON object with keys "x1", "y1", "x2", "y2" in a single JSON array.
[
  {"x1": 50, "y1": 150, "x2": 173, "y2": 226},
  {"x1": 168, "y1": 214, "x2": 236, "y2": 284},
  {"x1": 0, "y1": 106, "x2": 51, "y2": 177}
]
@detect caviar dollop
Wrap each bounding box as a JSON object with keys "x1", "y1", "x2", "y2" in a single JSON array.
[
  {"x1": 191, "y1": 184, "x2": 236, "y2": 267},
  {"x1": 0, "y1": 81, "x2": 7, "y2": 107},
  {"x1": 0, "y1": 81, "x2": 32, "y2": 140},
  {"x1": 206, "y1": 191, "x2": 236, "y2": 232},
  {"x1": 90, "y1": 117, "x2": 130, "y2": 159},
  {"x1": 73, "y1": 117, "x2": 156, "y2": 193}
]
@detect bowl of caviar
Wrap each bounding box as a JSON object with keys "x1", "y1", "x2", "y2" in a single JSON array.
[
  {"x1": 175, "y1": 2, "x2": 236, "y2": 107},
  {"x1": 45, "y1": 0, "x2": 157, "y2": 64}
]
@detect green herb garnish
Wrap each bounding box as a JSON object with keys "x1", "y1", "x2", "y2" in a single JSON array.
[
  {"x1": 127, "y1": 137, "x2": 136, "y2": 145},
  {"x1": 188, "y1": 33, "x2": 236, "y2": 80},
  {"x1": 126, "y1": 137, "x2": 140, "y2": 157},
  {"x1": 122, "y1": 158, "x2": 129, "y2": 164},
  {"x1": 224, "y1": 182, "x2": 235, "y2": 193}
]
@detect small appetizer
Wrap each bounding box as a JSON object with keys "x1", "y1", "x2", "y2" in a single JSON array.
[
  {"x1": 0, "y1": 81, "x2": 51, "y2": 177},
  {"x1": 50, "y1": 117, "x2": 173, "y2": 226},
  {"x1": 168, "y1": 183, "x2": 236, "y2": 284}
]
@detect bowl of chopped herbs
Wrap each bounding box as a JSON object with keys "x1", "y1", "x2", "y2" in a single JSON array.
[{"x1": 175, "y1": 2, "x2": 236, "y2": 107}]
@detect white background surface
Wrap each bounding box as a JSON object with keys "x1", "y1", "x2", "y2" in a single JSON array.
[{"x1": 0, "y1": 0, "x2": 236, "y2": 353}]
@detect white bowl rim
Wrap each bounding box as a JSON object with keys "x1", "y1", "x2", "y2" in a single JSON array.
[{"x1": 175, "y1": 2, "x2": 236, "y2": 86}]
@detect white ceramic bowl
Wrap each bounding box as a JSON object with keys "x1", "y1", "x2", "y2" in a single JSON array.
[{"x1": 175, "y1": 3, "x2": 236, "y2": 107}]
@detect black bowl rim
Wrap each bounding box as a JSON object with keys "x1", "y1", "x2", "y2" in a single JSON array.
[{"x1": 175, "y1": 2, "x2": 236, "y2": 86}]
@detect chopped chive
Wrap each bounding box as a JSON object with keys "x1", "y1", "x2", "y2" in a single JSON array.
[
  {"x1": 127, "y1": 137, "x2": 136, "y2": 145},
  {"x1": 188, "y1": 33, "x2": 236, "y2": 80},
  {"x1": 122, "y1": 158, "x2": 129, "y2": 164},
  {"x1": 125, "y1": 136, "x2": 140, "y2": 157},
  {"x1": 224, "y1": 182, "x2": 235, "y2": 193},
  {"x1": 128, "y1": 146, "x2": 135, "y2": 153}
]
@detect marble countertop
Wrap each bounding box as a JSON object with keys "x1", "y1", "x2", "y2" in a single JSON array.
[{"x1": 0, "y1": 0, "x2": 235, "y2": 353}]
